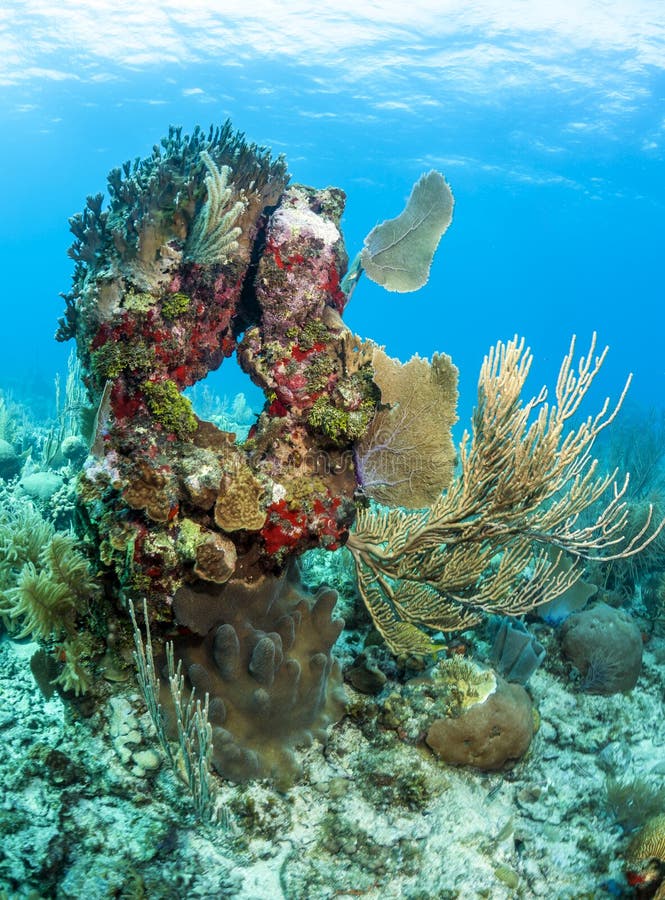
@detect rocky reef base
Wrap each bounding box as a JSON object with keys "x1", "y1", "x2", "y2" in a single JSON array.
[{"x1": 2, "y1": 619, "x2": 664, "y2": 899}]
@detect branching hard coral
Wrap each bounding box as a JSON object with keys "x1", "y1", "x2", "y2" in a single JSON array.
[
  {"x1": 185, "y1": 151, "x2": 246, "y2": 265},
  {"x1": 346, "y1": 334, "x2": 665, "y2": 655}
]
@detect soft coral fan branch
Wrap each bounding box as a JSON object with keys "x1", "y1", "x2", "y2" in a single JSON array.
[
  {"x1": 346, "y1": 334, "x2": 665, "y2": 655},
  {"x1": 185, "y1": 151, "x2": 246, "y2": 265}
]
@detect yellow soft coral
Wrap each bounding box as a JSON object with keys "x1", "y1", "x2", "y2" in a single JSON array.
[
  {"x1": 1, "y1": 531, "x2": 95, "y2": 639},
  {"x1": 2, "y1": 564, "x2": 79, "y2": 640},
  {"x1": 0, "y1": 511, "x2": 96, "y2": 693}
]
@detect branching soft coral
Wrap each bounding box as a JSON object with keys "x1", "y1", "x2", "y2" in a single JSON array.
[
  {"x1": 0, "y1": 505, "x2": 54, "y2": 579},
  {"x1": 0, "y1": 504, "x2": 96, "y2": 693},
  {"x1": 347, "y1": 335, "x2": 665, "y2": 654},
  {"x1": 4, "y1": 564, "x2": 81, "y2": 640},
  {"x1": 3, "y1": 532, "x2": 94, "y2": 640}
]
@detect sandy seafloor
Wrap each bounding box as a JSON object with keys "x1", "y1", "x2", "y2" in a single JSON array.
[{"x1": 1, "y1": 588, "x2": 664, "y2": 900}]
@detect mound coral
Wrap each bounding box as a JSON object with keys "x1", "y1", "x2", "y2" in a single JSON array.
[
  {"x1": 560, "y1": 602, "x2": 643, "y2": 694},
  {"x1": 424, "y1": 676, "x2": 534, "y2": 771}
]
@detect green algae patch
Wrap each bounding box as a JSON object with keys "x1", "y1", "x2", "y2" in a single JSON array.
[
  {"x1": 161, "y1": 292, "x2": 191, "y2": 320},
  {"x1": 142, "y1": 379, "x2": 198, "y2": 439}
]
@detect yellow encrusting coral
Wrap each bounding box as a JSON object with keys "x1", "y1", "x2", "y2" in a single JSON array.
[
  {"x1": 214, "y1": 464, "x2": 267, "y2": 532},
  {"x1": 142, "y1": 379, "x2": 198, "y2": 439}
]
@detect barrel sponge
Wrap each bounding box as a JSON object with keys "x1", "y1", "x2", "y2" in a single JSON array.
[{"x1": 170, "y1": 561, "x2": 346, "y2": 786}]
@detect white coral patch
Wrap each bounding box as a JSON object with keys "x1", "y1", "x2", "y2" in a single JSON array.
[{"x1": 273, "y1": 205, "x2": 340, "y2": 248}]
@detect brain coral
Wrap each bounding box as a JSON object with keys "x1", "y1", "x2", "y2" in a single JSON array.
[{"x1": 625, "y1": 814, "x2": 665, "y2": 898}]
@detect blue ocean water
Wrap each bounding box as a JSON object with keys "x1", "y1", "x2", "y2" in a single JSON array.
[{"x1": 1, "y1": 2, "x2": 663, "y2": 423}]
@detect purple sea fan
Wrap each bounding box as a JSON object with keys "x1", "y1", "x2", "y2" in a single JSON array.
[{"x1": 353, "y1": 405, "x2": 424, "y2": 503}]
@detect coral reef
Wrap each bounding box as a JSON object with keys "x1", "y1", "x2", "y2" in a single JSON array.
[
  {"x1": 48, "y1": 120, "x2": 664, "y2": 802},
  {"x1": 4, "y1": 616, "x2": 665, "y2": 899},
  {"x1": 2, "y1": 110, "x2": 665, "y2": 900},
  {"x1": 63, "y1": 125, "x2": 361, "y2": 617}
]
